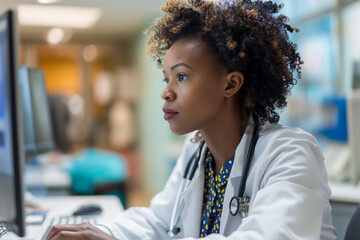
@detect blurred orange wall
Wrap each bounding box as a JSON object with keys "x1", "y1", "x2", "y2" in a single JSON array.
[{"x1": 39, "y1": 58, "x2": 82, "y2": 95}]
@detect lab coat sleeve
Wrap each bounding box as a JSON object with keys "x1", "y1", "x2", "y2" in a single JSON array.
[
  {"x1": 99, "y1": 135, "x2": 198, "y2": 240},
  {"x1": 180, "y1": 128, "x2": 333, "y2": 240}
]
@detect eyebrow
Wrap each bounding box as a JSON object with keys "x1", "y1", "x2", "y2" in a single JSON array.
[
  {"x1": 170, "y1": 63, "x2": 192, "y2": 71},
  {"x1": 163, "y1": 63, "x2": 193, "y2": 73}
]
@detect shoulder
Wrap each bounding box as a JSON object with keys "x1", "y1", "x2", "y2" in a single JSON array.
[
  {"x1": 258, "y1": 122, "x2": 322, "y2": 157},
  {"x1": 259, "y1": 122, "x2": 318, "y2": 143},
  {"x1": 254, "y1": 122, "x2": 326, "y2": 189}
]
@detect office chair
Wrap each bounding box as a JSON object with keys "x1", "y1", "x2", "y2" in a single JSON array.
[{"x1": 344, "y1": 204, "x2": 360, "y2": 240}]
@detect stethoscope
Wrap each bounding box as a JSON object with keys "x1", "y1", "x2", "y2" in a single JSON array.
[{"x1": 166, "y1": 122, "x2": 259, "y2": 238}]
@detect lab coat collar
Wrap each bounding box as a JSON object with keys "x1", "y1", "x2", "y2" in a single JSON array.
[
  {"x1": 180, "y1": 141, "x2": 208, "y2": 238},
  {"x1": 181, "y1": 120, "x2": 261, "y2": 236}
]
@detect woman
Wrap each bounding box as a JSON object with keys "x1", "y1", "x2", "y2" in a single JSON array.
[{"x1": 47, "y1": 0, "x2": 337, "y2": 239}]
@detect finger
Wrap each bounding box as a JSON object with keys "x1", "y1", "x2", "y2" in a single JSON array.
[
  {"x1": 46, "y1": 224, "x2": 86, "y2": 240},
  {"x1": 51, "y1": 230, "x2": 84, "y2": 240},
  {"x1": 50, "y1": 225, "x2": 115, "y2": 240}
]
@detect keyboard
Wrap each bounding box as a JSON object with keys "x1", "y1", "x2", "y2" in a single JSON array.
[
  {"x1": 40, "y1": 215, "x2": 97, "y2": 240},
  {"x1": 0, "y1": 223, "x2": 8, "y2": 238}
]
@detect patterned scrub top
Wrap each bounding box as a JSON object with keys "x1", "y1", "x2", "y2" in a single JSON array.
[{"x1": 200, "y1": 150, "x2": 234, "y2": 238}]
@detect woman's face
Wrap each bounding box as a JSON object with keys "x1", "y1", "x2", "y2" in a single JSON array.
[{"x1": 161, "y1": 37, "x2": 229, "y2": 135}]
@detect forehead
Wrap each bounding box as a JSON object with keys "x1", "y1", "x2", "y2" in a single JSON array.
[{"x1": 163, "y1": 37, "x2": 213, "y2": 68}]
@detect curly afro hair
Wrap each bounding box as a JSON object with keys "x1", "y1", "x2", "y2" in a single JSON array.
[{"x1": 145, "y1": 0, "x2": 303, "y2": 125}]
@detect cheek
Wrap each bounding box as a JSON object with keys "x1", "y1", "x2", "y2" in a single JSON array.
[
  {"x1": 181, "y1": 82, "x2": 223, "y2": 114},
  {"x1": 168, "y1": 83, "x2": 223, "y2": 135}
]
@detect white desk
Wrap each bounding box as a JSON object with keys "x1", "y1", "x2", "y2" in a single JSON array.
[
  {"x1": 25, "y1": 153, "x2": 72, "y2": 191},
  {"x1": 2, "y1": 195, "x2": 123, "y2": 240},
  {"x1": 35, "y1": 195, "x2": 123, "y2": 217},
  {"x1": 323, "y1": 141, "x2": 360, "y2": 204},
  {"x1": 25, "y1": 164, "x2": 71, "y2": 192},
  {"x1": 330, "y1": 181, "x2": 360, "y2": 204}
]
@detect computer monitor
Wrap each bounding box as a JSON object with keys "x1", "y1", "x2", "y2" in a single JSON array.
[
  {"x1": 49, "y1": 94, "x2": 72, "y2": 153},
  {"x1": 18, "y1": 66, "x2": 54, "y2": 157},
  {"x1": 18, "y1": 65, "x2": 37, "y2": 158},
  {"x1": 0, "y1": 9, "x2": 25, "y2": 237},
  {"x1": 28, "y1": 67, "x2": 55, "y2": 154}
]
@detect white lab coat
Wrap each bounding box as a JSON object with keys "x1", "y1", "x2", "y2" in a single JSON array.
[{"x1": 101, "y1": 122, "x2": 337, "y2": 239}]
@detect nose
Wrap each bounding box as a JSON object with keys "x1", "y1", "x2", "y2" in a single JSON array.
[{"x1": 161, "y1": 84, "x2": 175, "y2": 101}]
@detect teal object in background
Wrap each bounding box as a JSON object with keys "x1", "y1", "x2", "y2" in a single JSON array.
[{"x1": 67, "y1": 148, "x2": 127, "y2": 205}]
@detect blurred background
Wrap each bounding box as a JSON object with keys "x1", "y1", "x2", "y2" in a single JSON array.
[{"x1": 1, "y1": 0, "x2": 359, "y2": 223}]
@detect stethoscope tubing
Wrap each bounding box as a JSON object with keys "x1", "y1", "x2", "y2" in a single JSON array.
[
  {"x1": 237, "y1": 123, "x2": 259, "y2": 197},
  {"x1": 167, "y1": 121, "x2": 259, "y2": 237},
  {"x1": 185, "y1": 140, "x2": 205, "y2": 180},
  {"x1": 167, "y1": 141, "x2": 205, "y2": 237},
  {"x1": 167, "y1": 178, "x2": 188, "y2": 237}
]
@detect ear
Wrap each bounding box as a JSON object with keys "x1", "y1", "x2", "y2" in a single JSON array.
[{"x1": 224, "y1": 71, "x2": 244, "y2": 98}]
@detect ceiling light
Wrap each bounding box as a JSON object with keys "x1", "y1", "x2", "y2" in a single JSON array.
[
  {"x1": 47, "y1": 28, "x2": 64, "y2": 44},
  {"x1": 46, "y1": 28, "x2": 72, "y2": 44},
  {"x1": 37, "y1": 0, "x2": 61, "y2": 4},
  {"x1": 82, "y1": 45, "x2": 98, "y2": 63},
  {"x1": 18, "y1": 4, "x2": 102, "y2": 29}
]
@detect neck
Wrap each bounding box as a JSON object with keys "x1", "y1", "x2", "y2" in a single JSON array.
[{"x1": 199, "y1": 105, "x2": 249, "y2": 174}]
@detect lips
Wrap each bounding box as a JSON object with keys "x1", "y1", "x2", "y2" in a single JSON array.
[{"x1": 162, "y1": 107, "x2": 179, "y2": 121}]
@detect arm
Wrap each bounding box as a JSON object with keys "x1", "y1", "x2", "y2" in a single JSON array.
[
  {"x1": 46, "y1": 155, "x2": 185, "y2": 240},
  {"x1": 46, "y1": 135, "x2": 198, "y2": 240}
]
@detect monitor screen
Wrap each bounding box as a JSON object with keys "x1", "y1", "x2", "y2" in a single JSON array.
[
  {"x1": 18, "y1": 66, "x2": 54, "y2": 157},
  {"x1": 18, "y1": 65, "x2": 37, "y2": 158},
  {"x1": 0, "y1": 9, "x2": 25, "y2": 237},
  {"x1": 28, "y1": 67, "x2": 54, "y2": 154}
]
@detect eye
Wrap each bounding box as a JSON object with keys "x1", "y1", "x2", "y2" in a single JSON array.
[
  {"x1": 177, "y1": 73, "x2": 188, "y2": 82},
  {"x1": 163, "y1": 77, "x2": 169, "y2": 84}
]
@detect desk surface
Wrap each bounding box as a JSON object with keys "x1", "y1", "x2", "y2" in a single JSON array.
[
  {"x1": 329, "y1": 181, "x2": 360, "y2": 204},
  {"x1": 35, "y1": 195, "x2": 123, "y2": 217},
  {"x1": 2, "y1": 195, "x2": 123, "y2": 240},
  {"x1": 25, "y1": 155, "x2": 72, "y2": 190}
]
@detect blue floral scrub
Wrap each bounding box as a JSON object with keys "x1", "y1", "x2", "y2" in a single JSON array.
[{"x1": 200, "y1": 150, "x2": 234, "y2": 237}]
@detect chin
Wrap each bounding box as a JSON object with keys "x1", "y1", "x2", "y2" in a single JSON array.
[
  {"x1": 169, "y1": 123, "x2": 193, "y2": 136},
  {"x1": 169, "y1": 127, "x2": 188, "y2": 136}
]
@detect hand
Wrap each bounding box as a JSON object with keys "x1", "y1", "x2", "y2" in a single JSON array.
[{"x1": 46, "y1": 222, "x2": 117, "y2": 240}]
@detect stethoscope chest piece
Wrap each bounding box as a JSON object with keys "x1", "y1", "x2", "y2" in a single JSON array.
[
  {"x1": 229, "y1": 195, "x2": 250, "y2": 217},
  {"x1": 166, "y1": 227, "x2": 181, "y2": 238}
]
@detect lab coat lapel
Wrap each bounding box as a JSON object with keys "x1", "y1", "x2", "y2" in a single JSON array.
[
  {"x1": 180, "y1": 143, "x2": 207, "y2": 238},
  {"x1": 220, "y1": 130, "x2": 251, "y2": 235}
]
